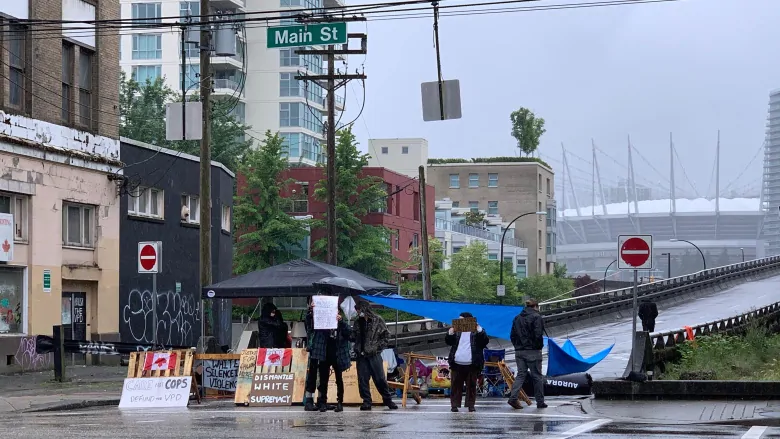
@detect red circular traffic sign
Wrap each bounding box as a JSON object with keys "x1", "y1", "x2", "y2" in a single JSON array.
[
  {"x1": 140, "y1": 244, "x2": 157, "y2": 271},
  {"x1": 620, "y1": 237, "x2": 650, "y2": 267}
]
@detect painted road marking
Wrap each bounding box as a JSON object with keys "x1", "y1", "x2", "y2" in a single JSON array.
[
  {"x1": 742, "y1": 426, "x2": 768, "y2": 439},
  {"x1": 137, "y1": 420, "x2": 164, "y2": 423},
  {"x1": 552, "y1": 419, "x2": 612, "y2": 438}
]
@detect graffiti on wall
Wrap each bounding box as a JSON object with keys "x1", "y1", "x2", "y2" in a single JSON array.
[
  {"x1": 121, "y1": 289, "x2": 201, "y2": 346},
  {"x1": 15, "y1": 337, "x2": 52, "y2": 371}
]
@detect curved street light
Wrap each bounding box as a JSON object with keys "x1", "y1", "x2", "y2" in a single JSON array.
[
  {"x1": 498, "y1": 211, "x2": 548, "y2": 302},
  {"x1": 603, "y1": 259, "x2": 617, "y2": 292},
  {"x1": 670, "y1": 238, "x2": 706, "y2": 270}
]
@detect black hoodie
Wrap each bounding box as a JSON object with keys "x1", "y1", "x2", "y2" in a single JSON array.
[
  {"x1": 257, "y1": 303, "x2": 281, "y2": 348},
  {"x1": 510, "y1": 307, "x2": 544, "y2": 351}
]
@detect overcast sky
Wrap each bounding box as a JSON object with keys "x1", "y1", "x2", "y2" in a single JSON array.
[{"x1": 337, "y1": 0, "x2": 780, "y2": 204}]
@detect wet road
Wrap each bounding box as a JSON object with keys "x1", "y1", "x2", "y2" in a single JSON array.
[
  {"x1": 563, "y1": 275, "x2": 780, "y2": 378},
  {"x1": 2, "y1": 403, "x2": 779, "y2": 438}
]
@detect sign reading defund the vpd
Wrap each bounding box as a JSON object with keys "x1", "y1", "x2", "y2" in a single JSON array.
[
  {"x1": 119, "y1": 377, "x2": 191, "y2": 409},
  {"x1": 248, "y1": 373, "x2": 295, "y2": 406}
]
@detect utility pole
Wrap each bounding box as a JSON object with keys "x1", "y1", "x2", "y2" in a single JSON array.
[
  {"x1": 418, "y1": 166, "x2": 432, "y2": 300},
  {"x1": 199, "y1": 0, "x2": 212, "y2": 342},
  {"x1": 296, "y1": 17, "x2": 367, "y2": 266}
]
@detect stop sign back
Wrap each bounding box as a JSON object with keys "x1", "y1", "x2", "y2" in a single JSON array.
[
  {"x1": 138, "y1": 241, "x2": 161, "y2": 273},
  {"x1": 617, "y1": 235, "x2": 653, "y2": 270}
]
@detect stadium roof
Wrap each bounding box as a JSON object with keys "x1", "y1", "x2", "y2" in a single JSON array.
[{"x1": 560, "y1": 197, "x2": 761, "y2": 217}]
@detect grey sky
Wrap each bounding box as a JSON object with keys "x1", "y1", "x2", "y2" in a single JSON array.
[{"x1": 339, "y1": 0, "x2": 780, "y2": 202}]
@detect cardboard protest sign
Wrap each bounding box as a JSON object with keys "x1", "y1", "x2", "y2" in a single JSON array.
[
  {"x1": 248, "y1": 373, "x2": 295, "y2": 406},
  {"x1": 452, "y1": 317, "x2": 477, "y2": 333}
]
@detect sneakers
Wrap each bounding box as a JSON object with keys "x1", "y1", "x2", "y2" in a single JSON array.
[
  {"x1": 537, "y1": 402, "x2": 548, "y2": 409},
  {"x1": 451, "y1": 407, "x2": 458, "y2": 412},
  {"x1": 468, "y1": 407, "x2": 476, "y2": 412},
  {"x1": 386, "y1": 400, "x2": 398, "y2": 410},
  {"x1": 360, "y1": 403, "x2": 372, "y2": 411},
  {"x1": 507, "y1": 399, "x2": 524, "y2": 410}
]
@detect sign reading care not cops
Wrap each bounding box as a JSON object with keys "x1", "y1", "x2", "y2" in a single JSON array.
[{"x1": 119, "y1": 377, "x2": 192, "y2": 409}]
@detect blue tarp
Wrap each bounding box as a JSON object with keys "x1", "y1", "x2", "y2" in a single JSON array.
[{"x1": 546, "y1": 339, "x2": 614, "y2": 377}]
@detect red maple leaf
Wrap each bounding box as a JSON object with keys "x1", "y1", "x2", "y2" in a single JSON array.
[
  {"x1": 154, "y1": 357, "x2": 167, "y2": 367},
  {"x1": 268, "y1": 353, "x2": 281, "y2": 363},
  {"x1": 2, "y1": 240, "x2": 9, "y2": 253}
]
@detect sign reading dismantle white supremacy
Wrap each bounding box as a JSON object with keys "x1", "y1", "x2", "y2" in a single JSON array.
[
  {"x1": 118, "y1": 377, "x2": 191, "y2": 409},
  {"x1": 248, "y1": 373, "x2": 295, "y2": 407}
]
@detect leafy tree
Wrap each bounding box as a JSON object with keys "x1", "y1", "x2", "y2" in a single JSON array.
[
  {"x1": 510, "y1": 107, "x2": 546, "y2": 156},
  {"x1": 463, "y1": 211, "x2": 485, "y2": 227},
  {"x1": 118, "y1": 71, "x2": 251, "y2": 173},
  {"x1": 312, "y1": 127, "x2": 394, "y2": 280},
  {"x1": 233, "y1": 131, "x2": 310, "y2": 274},
  {"x1": 517, "y1": 274, "x2": 574, "y2": 303},
  {"x1": 573, "y1": 274, "x2": 601, "y2": 297},
  {"x1": 553, "y1": 263, "x2": 568, "y2": 278},
  {"x1": 403, "y1": 238, "x2": 454, "y2": 299},
  {"x1": 447, "y1": 241, "x2": 492, "y2": 302}
]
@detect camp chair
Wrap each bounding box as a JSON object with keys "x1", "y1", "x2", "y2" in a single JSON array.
[{"x1": 479, "y1": 349, "x2": 507, "y2": 397}]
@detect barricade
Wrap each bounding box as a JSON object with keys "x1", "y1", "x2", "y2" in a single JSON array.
[{"x1": 120, "y1": 349, "x2": 200, "y2": 408}]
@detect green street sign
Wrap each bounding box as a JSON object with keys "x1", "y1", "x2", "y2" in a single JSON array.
[
  {"x1": 43, "y1": 269, "x2": 51, "y2": 293},
  {"x1": 267, "y1": 22, "x2": 347, "y2": 49}
]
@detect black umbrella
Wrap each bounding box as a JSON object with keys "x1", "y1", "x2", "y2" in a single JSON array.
[{"x1": 313, "y1": 276, "x2": 366, "y2": 295}]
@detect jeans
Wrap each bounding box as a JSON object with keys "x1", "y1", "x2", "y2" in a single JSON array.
[
  {"x1": 509, "y1": 349, "x2": 544, "y2": 404},
  {"x1": 641, "y1": 319, "x2": 655, "y2": 333},
  {"x1": 356, "y1": 354, "x2": 393, "y2": 404},
  {"x1": 450, "y1": 363, "x2": 478, "y2": 409},
  {"x1": 305, "y1": 357, "x2": 344, "y2": 404}
]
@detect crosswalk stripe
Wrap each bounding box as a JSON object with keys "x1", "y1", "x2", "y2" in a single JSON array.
[
  {"x1": 553, "y1": 419, "x2": 612, "y2": 438},
  {"x1": 742, "y1": 426, "x2": 768, "y2": 439}
]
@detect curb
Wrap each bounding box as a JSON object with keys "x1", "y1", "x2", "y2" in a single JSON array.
[{"x1": 24, "y1": 398, "x2": 120, "y2": 413}]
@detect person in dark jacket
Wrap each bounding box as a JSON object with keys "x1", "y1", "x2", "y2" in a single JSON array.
[
  {"x1": 352, "y1": 299, "x2": 398, "y2": 411},
  {"x1": 257, "y1": 303, "x2": 282, "y2": 348},
  {"x1": 638, "y1": 300, "x2": 659, "y2": 332},
  {"x1": 272, "y1": 309, "x2": 290, "y2": 348},
  {"x1": 302, "y1": 297, "x2": 352, "y2": 412},
  {"x1": 508, "y1": 298, "x2": 547, "y2": 409},
  {"x1": 445, "y1": 312, "x2": 490, "y2": 412}
]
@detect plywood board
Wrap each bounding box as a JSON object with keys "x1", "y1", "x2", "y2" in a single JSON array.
[{"x1": 326, "y1": 361, "x2": 386, "y2": 404}]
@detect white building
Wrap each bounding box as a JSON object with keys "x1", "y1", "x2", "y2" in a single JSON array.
[
  {"x1": 119, "y1": 0, "x2": 344, "y2": 166},
  {"x1": 435, "y1": 199, "x2": 528, "y2": 278},
  {"x1": 763, "y1": 88, "x2": 780, "y2": 255},
  {"x1": 367, "y1": 138, "x2": 429, "y2": 178}
]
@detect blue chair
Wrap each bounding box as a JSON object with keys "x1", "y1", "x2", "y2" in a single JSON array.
[{"x1": 480, "y1": 349, "x2": 507, "y2": 397}]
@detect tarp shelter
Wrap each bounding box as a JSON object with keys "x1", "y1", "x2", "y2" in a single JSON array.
[{"x1": 201, "y1": 259, "x2": 398, "y2": 299}]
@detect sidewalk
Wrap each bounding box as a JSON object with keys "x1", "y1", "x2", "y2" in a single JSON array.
[
  {"x1": 583, "y1": 398, "x2": 780, "y2": 426},
  {"x1": 0, "y1": 365, "x2": 125, "y2": 413}
]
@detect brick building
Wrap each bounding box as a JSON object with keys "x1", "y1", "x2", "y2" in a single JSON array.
[{"x1": 0, "y1": 2, "x2": 122, "y2": 372}]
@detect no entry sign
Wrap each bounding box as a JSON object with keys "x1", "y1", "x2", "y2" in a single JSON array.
[
  {"x1": 617, "y1": 235, "x2": 653, "y2": 270},
  {"x1": 138, "y1": 241, "x2": 161, "y2": 273}
]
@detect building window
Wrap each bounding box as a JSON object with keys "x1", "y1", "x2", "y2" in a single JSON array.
[
  {"x1": 469, "y1": 173, "x2": 479, "y2": 188},
  {"x1": 412, "y1": 233, "x2": 419, "y2": 248},
  {"x1": 452, "y1": 201, "x2": 459, "y2": 208},
  {"x1": 280, "y1": 49, "x2": 323, "y2": 75},
  {"x1": 488, "y1": 253, "x2": 498, "y2": 260},
  {"x1": 0, "y1": 267, "x2": 24, "y2": 334},
  {"x1": 180, "y1": 64, "x2": 200, "y2": 91},
  {"x1": 61, "y1": 42, "x2": 74, "y2": 123},
  {"x1": 394, "y1": 230, "x2": 399, "y2": 250},
  {"x1": 131, "y1": 65, "x2": 162, "y2": 84},
  {"x1": 62, "y1": 203, "x2": 94, "y2": 248},
  {"x1": 132, "y1": 3, "x2": 162, "y2": 24},
  {"x1": 221, "y1": 205, "x2": 231, "y2": 231},
  {"x1": 488, "y1": 173, "x2": 498, "y2": 188},
  {"x1": 469, "y1": 201, "x2": 478, "y2": 213},
  {"x1": 179, "y1": 1, "x2": 200, "y2": 21},
  {"x1": 449, "y1": 174, "x2": 459, "y2": 188},
  {"x1": 516, "y1": 259, "x2": 527, "y2": 278},
  {"x1": 538, "y1": 174, "x2": 542, "y2": 192},
  {"x1": 538, "y1": 202, "x2": 543, "y2": 220},
  {"x1": 0, "y1": 194, "x2": 27, "y2": 241},
  {"x1": 547, "y1": 232, "x2": 552, "y2": 255},
  {"x1": 546, "y1": 178, "x2": 551, "y2": 196},
  {"x1": 279, "y1": 72, "x2": 299, "y2": 97},
  {"x1": 8, "y1": 25, "x2": 26, "y2": 110},
  {"x1": 538, "y1": 229, "x2": 542, "y2": 249},
  {"x1": 487, "y1": 201, "x2": 498, "y2": 215},
  {"x1": 279, "y1": 102, "x2": 323, "y2": 133},
  {"x1": 78, "y1": 49, "x2": 93, "y2": 127},
  {"x1": 402, "y1": 146, "x2": 409, "y2": 154},
  {"x1": 128, "y1": 187, "x2": 163, "y2": 219},
  {"x1": 181, "y1": 194, "x2": 200, "y2": 224},
  {"x1": 132, "y1": 34, "x2": 163, "y2": 60},
  {"x1": 381, "y1": 147, "x2": 388, "y2": 154}
]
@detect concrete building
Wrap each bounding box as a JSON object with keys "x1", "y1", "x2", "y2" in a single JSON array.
[
  {"x1": 762, "y1": 88, "x2": 780, "y2": 255},
  {"x1": 119, "y1": 139, "x2": 234, "y2": 347},
  {"x1": 434, "y1": 199, "x2": 528, "y2": 278},
  {"x1": 427, "y1": 160, "x2": 555, "y2": 276},
  {"x1": 0, "y1": 1, "x2": 122, "y2": 371},
  {"x1": 367, "y1": 138, "x2": 429, "y2": 179}
]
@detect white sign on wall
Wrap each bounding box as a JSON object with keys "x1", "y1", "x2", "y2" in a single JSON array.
[
  {"x1": 118, "y1": 377, "x2": 191, "y2": 409},
  {"x1": 0, "y1": 213, "x2": 14, "y2": 262}
]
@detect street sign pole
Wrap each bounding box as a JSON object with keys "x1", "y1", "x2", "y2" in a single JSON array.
[
  {"x1": 138, "y1": 241, "x2": 162, "y2": 348},
  {"x1": 631, "y1": 269, "x2": 638, "y2": 372},
  {"x1": 617, "y1": 234, "x2": 653, "y2": 374}
]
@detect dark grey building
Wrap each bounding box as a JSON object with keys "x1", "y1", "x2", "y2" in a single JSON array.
[{"x1": 118, "y1": 138, "x2": 234, "y2": 348}]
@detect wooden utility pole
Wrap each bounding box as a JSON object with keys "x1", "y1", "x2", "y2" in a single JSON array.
[
  {"x1": 418, "y1": 166, "x2": 432, "y2": 300},
  {"x1": 296, "y1": 18, "x2": 367, "y2": 266},
  {"x1": 199, "y1": 0, "x2": 212, "y2": 338}
]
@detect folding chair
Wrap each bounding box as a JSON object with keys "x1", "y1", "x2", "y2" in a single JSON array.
[{"x1": 479, "y1": 349, "x2": 507, "y2": 397}]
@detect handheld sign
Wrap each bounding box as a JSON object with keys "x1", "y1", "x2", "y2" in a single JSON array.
[
  {"x1": 452, "y1": 317, "x2": 477, "y2": 333},
  {"x1": 312, "y1": 295, "x2": 339, "y2": 330}
]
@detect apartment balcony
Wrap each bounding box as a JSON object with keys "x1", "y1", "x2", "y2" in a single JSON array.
[
  {"x1": 435, "y1": 218, "x2": 524, "y2": 248},
  {"x1": 321, "y1": 94, "x2": 345, "y2": 113},
  {"x1": 211, "y1": 0, "x2": 245, "y2": 9},
  {"x1": 213, "y1": 78, "x2": 243, "y2": 96}
]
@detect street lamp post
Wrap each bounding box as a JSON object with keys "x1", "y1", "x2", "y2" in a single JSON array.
[
  {"x1": 661, "y1": 252, "x2": 671, "y2": 279},
  {"x1": 603, "y1": 259, "x2": 617, "y2": 292},
  {"x1": 740, "y1": 248, "x2": 745, "y2": 262},
  {"x1": 499, "y1": 211, "x2": 547, "y2": 303},
  {"x1": 670, "y1": 239, "x2": 706, "y2": 270}
]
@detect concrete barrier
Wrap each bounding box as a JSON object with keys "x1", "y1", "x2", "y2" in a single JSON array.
[{"x1": 592, "y1": 379, "x2": 780, "y2": 400}]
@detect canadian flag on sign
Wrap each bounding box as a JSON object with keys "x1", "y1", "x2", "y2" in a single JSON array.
[
  {"x1": 256, "y1": 348, "x2": 292, "y2": 367},
  {"x1": 143, "y1": 352, "x2": 178, "y2": 371}
]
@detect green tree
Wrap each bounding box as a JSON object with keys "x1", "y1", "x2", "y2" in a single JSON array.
[
  {"x1": 510, "y1": 107, "x2": 546, "y2": 156},
  {"x1": 517, "y1": 274, "x2": 574, "y2": 303},
  {"x1": 118, "y1": 72, "x2": 252, "y2": 173},
  {"x1": 403, "y1": 238, "x2": 456, "y2": 299},
  {"x1": 463, "y1": 211, "x2": 485, "y2": 227},
  {"x1": 312, "y1": 127, "x2": 395, "y2": 280},
  {"x1": 232, "y1": 131, "x2": 310, "y2": 274}
]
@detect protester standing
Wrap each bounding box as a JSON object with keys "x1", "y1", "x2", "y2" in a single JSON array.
[
  {"x1": 258, "y1": 303, "x2": 283, "y2": 348},
  {"x1": 273, "y1": 308, "x2": 290, "y2": 348},
  {"x1": 508, "y1": 298, "x2": 547, "y2": 409},
  {"x1": 638, "y1": 300, "x2": 659, "y2": 332},
  {"x1": 352, "y1": 300, "x2": 398, "y2": 411},
  {"x1": 445, "y1": 312, "x2": 490, "y2": 412}
]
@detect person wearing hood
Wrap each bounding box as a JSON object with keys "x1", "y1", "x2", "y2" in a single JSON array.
[
  {"x1": 508, "y1": 298, "x2": 547, "y2": 409},
  {"x1": 352, "y1": 300, "x2": 398, "y2": 411},
  {"x1": 273, "y1": 308, "x2": 291, "y2": 348},
  {"x1": 303, "y1": 296, "x2": 351, "y2": 412},
  {"x1": 638, "y1": 299, "x2": 658, "y2": 332},
  {"x1": 258, "y1": 303, "x2": 283, "y2": 348},
  {"x1": 445, "y1": 312, "x2": 490, "y2": 412}
]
